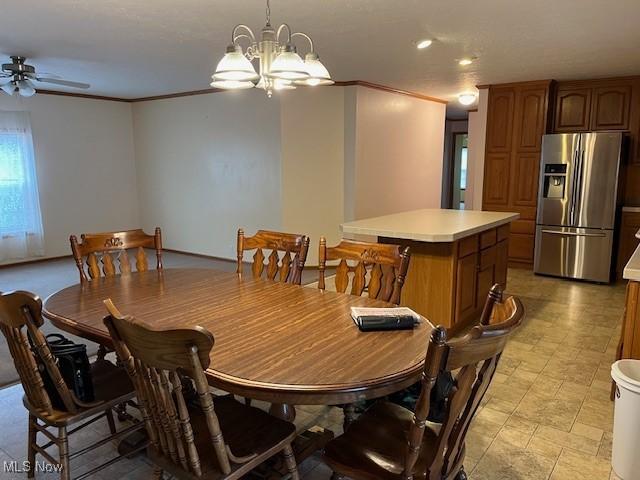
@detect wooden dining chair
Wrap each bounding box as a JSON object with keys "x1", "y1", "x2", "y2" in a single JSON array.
[
  {"x1": 236, "y1": 228, "x2": 310, "y2": 285},
  {"x1": 318, "y1": 237, "x2": 411, "y2": 305},
  {"x1": 323, "y1": 290, "x2": 525, "y2": 480},
  {"x1": 103, "y1": 299, "x2": 300, "y2": 480},
  {"x1": 0, "y1": 291, "x2": 144, "y2": 480},
  {"x1": 70, "y1": 227, "x2": 163, "y2": 283}
]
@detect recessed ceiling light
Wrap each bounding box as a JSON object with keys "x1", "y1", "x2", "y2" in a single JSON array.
[
  {"x1": 458, "y1": 93, "x2": 477, "y2": 106},
  {"x1": 416, "y1": 39, "x2": 433, "y2": 50},
  {"x1": 458, "y1": 57, "x2": 475, "y2": 66}
]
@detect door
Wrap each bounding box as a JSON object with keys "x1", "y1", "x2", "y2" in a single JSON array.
[
  {"x1": 573, "y1": 132, "x2": 622, "y2": 229},
  {"x1": 536, "y1": 134, "x2": 580, "y2": 226},
  {"x1": 534, "y1": 226, "x2": 614, "y2": 282}
]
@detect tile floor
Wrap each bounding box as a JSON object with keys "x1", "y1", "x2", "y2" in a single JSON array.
[{"x1": 0, "y1": 266, "x2": 628, "y2": 479}]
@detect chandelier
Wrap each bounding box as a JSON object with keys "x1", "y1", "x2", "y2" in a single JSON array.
[{"x1": 211, "y1": 0, "x2": 333, "y2": 97}]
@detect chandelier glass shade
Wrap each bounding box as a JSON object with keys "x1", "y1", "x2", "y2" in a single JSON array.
[{"x1": 211, "y1": 0, "x2": 333, "y2": 97}]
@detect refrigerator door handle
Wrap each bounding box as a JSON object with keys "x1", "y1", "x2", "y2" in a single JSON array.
[
  {"x1": 575, "y1": 149, "x2": 585, "y2": 221},
  {"x1": 569, "y1": 147, "x2": 579, "y2": 224},
  {"x1": 540, "y1": 229, "x2": 607, "y2": 238}
]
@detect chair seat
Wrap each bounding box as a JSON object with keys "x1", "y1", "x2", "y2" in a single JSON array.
[
  {"x1": 149, "y1": 395, "x2": 297, "y2": 479},
  {"x1": 323, "y1": 401, "x2": 442, "y2": 480},
  {"x1": 24, "y1": 358, "x2": 136, "y2": 426}
]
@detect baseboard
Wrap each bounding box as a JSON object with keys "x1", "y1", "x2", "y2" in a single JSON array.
[{"x1": 0, "y1": 254, "x2": 72, "y2": 269}]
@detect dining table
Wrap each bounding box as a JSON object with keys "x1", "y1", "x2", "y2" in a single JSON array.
[{"x1": 43, "y1": 267, "x2": 433, "y2": 461}]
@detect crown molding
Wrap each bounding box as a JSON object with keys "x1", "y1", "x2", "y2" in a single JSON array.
[
  {"x1": 37, "y1": 89, "x2": 132, "y2": 102},
  {"x1": 333, "y1": 81, "x2": 448, "y2": 104},
  {"x1": 35, "y1": 80, "x2": 448, "y2": 104}
]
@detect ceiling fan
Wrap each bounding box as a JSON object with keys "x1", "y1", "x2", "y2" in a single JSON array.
[{"x1": 0, "y1": 56, "x2": 90, "y2": 97}]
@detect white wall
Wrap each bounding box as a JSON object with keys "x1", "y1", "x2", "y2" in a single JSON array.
[
  {"x1": 280, "y1": 88, "x2": 345, "y2": 264},
  {"x1": 466, "y1": 88, "x2": 489, "y2": 210},
  {"x1": 349, "y1": 86, "x2": 446, "y2": 220},
  {"x1": 132, "y1": 90, "x2": 282, "y2": 260},
  {"x1": 0, "y1": 94, "x2": 138, "y2": 263}
]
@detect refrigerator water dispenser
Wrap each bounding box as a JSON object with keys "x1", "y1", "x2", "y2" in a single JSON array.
[{"x1": 542, "y1": 164, "x2": 567, "y2": 199}]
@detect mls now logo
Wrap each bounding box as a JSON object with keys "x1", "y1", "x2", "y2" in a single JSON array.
[{"x1": 4, "y1": 460, "x2": 64, "y2": 473}]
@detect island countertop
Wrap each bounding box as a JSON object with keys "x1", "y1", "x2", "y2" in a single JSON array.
[{"x1": 341, "y1": 209, "x2": 520, "y2": 243}]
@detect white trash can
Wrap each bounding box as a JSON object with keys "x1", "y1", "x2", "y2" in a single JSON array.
[{"x1": 611, "y1": 359, "x2": 640, "y2": 480}]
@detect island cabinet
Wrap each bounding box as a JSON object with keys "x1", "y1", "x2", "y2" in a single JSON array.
[
  {"x1": 617, "y1": 239, "x2": 640, "y2": 377},
  {"x1": 341, "y1": 209, "x2": 518, "y2": 328},
  {"x1": 482, "y1": 80, "x2": 552, "y2": 268}
]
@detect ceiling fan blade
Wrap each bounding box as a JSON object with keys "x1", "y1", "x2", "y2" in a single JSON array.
[
  {"x1": 35, "y1": 77, "x2": 90, "y2": 89},
  {"x1": 0, "y1": 78, "x2": 12, "y2": 84}
]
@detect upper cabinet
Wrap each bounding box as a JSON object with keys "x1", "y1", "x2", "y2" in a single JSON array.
[
  {"x1": 591, "y1": 85, "x2": 631, "y2": 130},
  {"x1": 553, "y1": 87, "x2": 592, "y2": 132},
  {"x1": 485, "y1": 89, "x2": 515, "y2": 152},
  {"x1": 553, "y1": 79, "x2": 634, "y2": 133}
]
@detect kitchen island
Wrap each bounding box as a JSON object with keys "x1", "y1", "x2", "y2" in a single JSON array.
[{"x1": 341, "y1": 209, "x2": 519, "y2": 328}]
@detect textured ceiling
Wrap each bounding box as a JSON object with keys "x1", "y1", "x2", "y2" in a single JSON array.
[{"x1": 3, "y1": 0, "x2": 640, "y2": 117}]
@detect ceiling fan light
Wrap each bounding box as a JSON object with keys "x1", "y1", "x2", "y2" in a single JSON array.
[
  {"x1": 17, "y1": 80, "x2": 35, "y2": 97},
  {"x1": 0, "y1": 82, "x2": 16, "y2": 95},
  {"x1": 268, "y1": 47, "x2": 310, "y2": 80},
  {"x1": 213, "y1": 45, "x2": 259, "y2": 82},
  {"x1": 210, "y1": 79, "x2": 255, "y2": 90}
]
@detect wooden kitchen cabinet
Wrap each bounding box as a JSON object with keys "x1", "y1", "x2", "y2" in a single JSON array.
[
  {"x1": 591, "y1": 84, "x2": 631, "y2": 131},
  {"x1": 482, "y1": 80, "x2": 551, "y2": 268},
  {"x1": 553, "y1": 79, "x2": 633, "y2": 132},
  {"x1": 455, "y1": 251, "x2": 478, "y2": 325},
  {"x1": 553, "y1": 87, "x2": 592, "y2": 132}
]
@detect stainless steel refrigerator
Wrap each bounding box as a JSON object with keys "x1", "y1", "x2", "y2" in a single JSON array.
[{"x1": 533, "y1": 132, "x2": 623, "y2": 283}]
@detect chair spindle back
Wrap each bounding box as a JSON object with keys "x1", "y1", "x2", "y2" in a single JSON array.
[
  {"x1": 405, "y1": 285, "x2": 524, "y2": 479},
  {"x1": 236, "y1": 229, "x2": 309, "y2": 285},
  {"x1": 0, "y1": 291, "x2": 77, "y2": 415},
  {"x1": 70, "y1": 227, "x2": 163, "y2": 283},
  {"x1": 103, "y1": 300, "x2": 233, "y2": 477},
  {"x1": 318, "y1": 238, "x2": 410, "y2": 305}
]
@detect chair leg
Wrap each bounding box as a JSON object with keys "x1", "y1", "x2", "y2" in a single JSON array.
[
  {"x1": 455, "y1": 467, "x2": 468, "y2": 480},
  {"x1": 97, "y1": 344, "x2": 109, "y2": 361},
  {"x1": 27, "y1": 414, "x2": 36, "y2": 478},
  {"x1": 152, "y1": 467, "x2": 164, "y2": 479},
  {"x1": 58, "y1": 426, "x2": 70, "y2": 480},
  {"x1": 282, "y1": 444, "x2": 299, "y2": 480},
  {"x1": 343, "y1": 404, "x2": 357, "y2": 431},
  {"x1": 106, "y1": 409, "x2": 117, "y2": 434}
]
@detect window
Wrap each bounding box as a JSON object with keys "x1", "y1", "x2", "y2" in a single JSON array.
[{"x1": 0, "y1": 111, "x2": 44, "y2": 261}]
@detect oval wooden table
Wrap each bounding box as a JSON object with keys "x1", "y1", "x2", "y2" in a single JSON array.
[{"x1": 43, "y1": 268, "x2": 433, "y2": 421}]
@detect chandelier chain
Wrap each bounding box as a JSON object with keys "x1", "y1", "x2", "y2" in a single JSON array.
[{"x1": 266, "y1": 0, "x2": 271, "y2": 26}]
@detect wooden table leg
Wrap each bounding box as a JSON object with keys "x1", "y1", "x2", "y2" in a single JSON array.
[{"x1": 269, "y1": 403, "x2": 296, "y2": 422}]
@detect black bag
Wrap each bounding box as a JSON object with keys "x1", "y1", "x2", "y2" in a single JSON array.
[{"x1": 36, "y1": 333, "x2": 95, "y2": 410}]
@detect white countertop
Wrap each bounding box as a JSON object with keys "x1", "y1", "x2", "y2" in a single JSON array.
[
  {"x1": 341, "y1": 209, "x2": 520, "y2": 243},
  {"x1": 623, "y1": 206, "x2": 640, "y2": 213},
  {"x1": 623, "y1": 229, "x2": 640, "y2": 281}
]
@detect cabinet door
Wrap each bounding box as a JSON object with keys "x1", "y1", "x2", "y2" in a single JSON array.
[
  {"x1": 486, "y1": 89, "x2": 516, "y2": 152},
  {"x1": 476, "y1": 245, "x2": 497, "y2": 308},
  {"x1": 455, "y1": 252, "x2": 478, "y2": 325},
  {"x1": 591, "y1": 85, "x2": 631, "y2": 131},
  {"x1": 554, "y1": 87, "x2": 592, "y2": 132},
  {"x1": 483, "y1": 153, "x2": 510, "y2": 207},
  {"x1": 515, "y1": 87, "x2": 548, "y2": 152},
  {"x1": 510, "y1": 153, "x2": 541, "y2": 208},
  {"x1": 495, "y1": 240, "x2": 509, "y2": 288}
]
